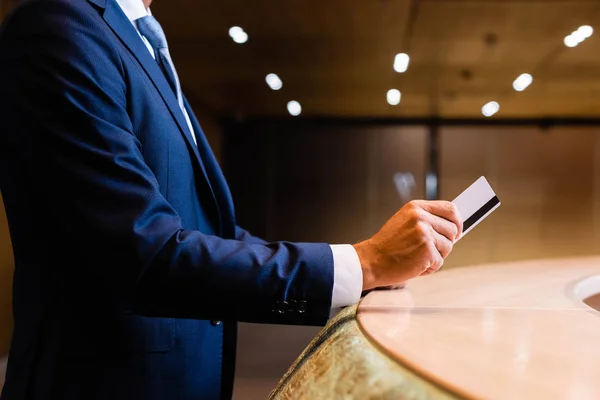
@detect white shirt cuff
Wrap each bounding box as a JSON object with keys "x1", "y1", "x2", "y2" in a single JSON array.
[{"x1": 330, "y1": 244, "x2": 363, "y2": 309}]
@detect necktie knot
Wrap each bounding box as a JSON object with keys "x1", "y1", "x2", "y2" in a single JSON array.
[{"x1": 136, "y1": 15, "x2": 168, "y2": 50}]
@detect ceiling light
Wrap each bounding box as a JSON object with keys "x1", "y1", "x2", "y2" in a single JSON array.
[
  {"x1": 564, "y1": 26, "x2": 593, "y2": 48},
  {"x1": 287, "y1": 101, "x2": 302, "y2": 116},
  {"x1": 265, "y1": 73, "x2": 282, "y2": 90},
  {"x1": 564, "y1": 34, "x2": 579, "y2": 47},
  {"x1": 482, "y1": 101, "x2": 499, "y2": 117},
  {"x1": 394, "y1": 53, "x2": 410, "y2": 73},
  {"x1": 387, "y1": 89, "x2": 402, "y2": 105},
  {"x1": 513, "y1": 73, "x2": 533, "y2": 92},
  {"x1": 228, "y1": 26, "x2": 248, "y2": 44},
  {"x1": 578, "y1": 25, "x2": 594, "y2": 39},
  {"x1": 570, "y1": 30, "x2": 586, "y2": 43},
  {"x1": 229, "y1": 27, "x2": 243, "y2": 37},
  {"x1": 232, "y1": 32, "x2": 248, "y2": 44}
]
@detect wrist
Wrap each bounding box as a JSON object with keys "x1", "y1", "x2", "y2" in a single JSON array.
[{"x1": 353, "y1": 240, "x2": 378, "y2": 291}]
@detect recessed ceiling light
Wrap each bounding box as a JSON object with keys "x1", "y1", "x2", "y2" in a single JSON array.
[
  {"x1": 482, "y1": 101, "x2": 499, "y2": 117},
  {"x1": 394, "y1": 53, "x2": 410, "y2": 73},
  {"x1": 229, "y1": 27, "x2": 243, "y2": 37},
  {"x1": 578, "y1": 25, "x2": 594, "y2": 39},
  {"x1": 287, "y1": 101, "x2": 302, "y2": 116},
  {"x1": 234, "y1": 32, "x2": 248, "y2": 44},
  {"x1": 387, "y1": 89, "x2": 402, "y2": 106},
  {"x1": 229, "y1": 26, "x2": 248, "y2": 44},
  {"x1": 564, "y1": 25, "x2": 593, "y2": 48},
  {"x1": 265, "y1": 73, "x2": 283, "y2": 90},
  {"x1": 513, "y1": 73, "x2": 533, "y2": 92},
  {"x1": 570, "y1": 30, "x2": 586, "y2": 44},
  {"x1": 564, "y1": 34, "x2": 579, "y2": 47}
]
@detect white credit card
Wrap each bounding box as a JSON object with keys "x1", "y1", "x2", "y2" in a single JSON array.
[{"x1": 452, "y1": 176, "x2": 500, "y2": 238}]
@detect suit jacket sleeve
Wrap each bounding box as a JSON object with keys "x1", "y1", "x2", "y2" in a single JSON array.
[
  {"x1": 0, "y1": 1, "x2": 333, "y2": 325},
  {"x1": 235, "y1": 226, "x2": 269, "y2": 245}
]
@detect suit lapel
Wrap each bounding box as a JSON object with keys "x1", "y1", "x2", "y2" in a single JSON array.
[
  {"x1": 90, "y1": 0, "x2": 223, "y2": 234},
  {"x1": 101, "y1": 0, "x2": 200, "y2": 162}
]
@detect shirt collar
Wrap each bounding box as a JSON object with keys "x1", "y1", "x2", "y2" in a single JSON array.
[{"x1": 115, "y1": 0, "x2": 151, "y2": 23}]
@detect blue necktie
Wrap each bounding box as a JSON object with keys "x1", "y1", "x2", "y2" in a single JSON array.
[{"x1": 136, "y1": 15, "x2": 185, "y2": 116}]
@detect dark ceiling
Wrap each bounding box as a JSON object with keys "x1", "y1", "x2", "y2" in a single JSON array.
[{"x1": 152, "y1": 0, "x2": 600, "y2": 119}]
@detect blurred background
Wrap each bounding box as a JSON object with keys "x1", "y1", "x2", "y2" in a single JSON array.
[{"x1": 2, "y1": 0, "x2": 600, "y2": 398}]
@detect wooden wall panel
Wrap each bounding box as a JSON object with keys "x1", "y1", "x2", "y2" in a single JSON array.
[
  {"x1": 225, "y1": 123, "x2": 428, "y2": 244},
  {"x1": 440, "y1": 127, "x2": 600, "y2": 268},
  {"x1": 227, "y1": 122, "x2": 600, "y2": 272},
  {"x1": 0, "y1": 195, "x2": 14, "y2": 357}
]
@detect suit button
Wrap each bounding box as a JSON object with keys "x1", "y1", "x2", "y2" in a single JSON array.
[
  {"x1": 277, "y1": 301, "x2": 289, "y2": 314},
  {"x1": 211, "y1": 320, "x2": 222, "y2": 326}
]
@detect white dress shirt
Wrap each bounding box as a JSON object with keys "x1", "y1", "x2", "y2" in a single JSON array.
[{"x1": 115, "y1": 0, "x2": 363, "y2": 309}]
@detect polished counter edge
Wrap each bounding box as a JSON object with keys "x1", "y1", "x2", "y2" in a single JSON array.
[{"x1": 268, "y1": 304, "x2": 462, "y2": 400}]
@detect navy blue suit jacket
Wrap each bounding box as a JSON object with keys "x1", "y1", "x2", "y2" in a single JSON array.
[{"x1": 0, "y1": 0, "x2": 334, "y2": 399}]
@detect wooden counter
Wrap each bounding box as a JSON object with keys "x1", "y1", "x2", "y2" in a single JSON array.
[{"x1": 269, "y1": 257, "x2": 600, "y2": 400}]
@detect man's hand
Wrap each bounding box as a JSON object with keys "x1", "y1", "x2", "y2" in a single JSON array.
[{"x1": 353, "y1": 200, "x2": 462, "y2": 291}]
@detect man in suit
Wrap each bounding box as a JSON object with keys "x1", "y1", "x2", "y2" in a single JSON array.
[{"x1": 0, "y1": 0, "x2": 462, "y2": 399}]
